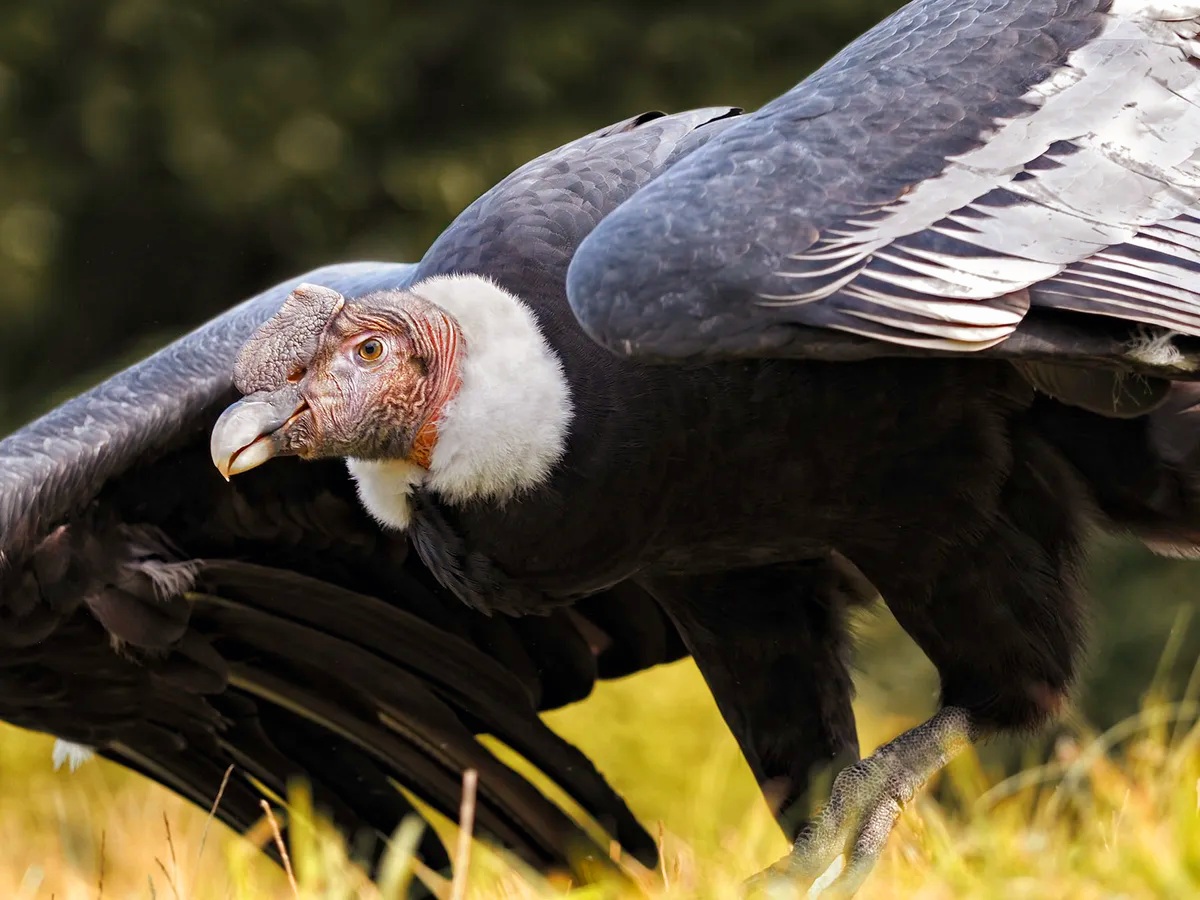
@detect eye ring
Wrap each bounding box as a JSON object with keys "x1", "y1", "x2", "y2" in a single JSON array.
[{"x1": 357, "y1": 338, "x2": 386, "y2": 363}]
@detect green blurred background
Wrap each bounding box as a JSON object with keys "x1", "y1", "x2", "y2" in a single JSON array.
[{"x1": 2, "y1": 0, "x2": 1199, "y2": 777}]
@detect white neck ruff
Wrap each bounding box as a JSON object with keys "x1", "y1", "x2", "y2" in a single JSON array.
[{"x1": 346, "y1": 273, "x2": 573, "y2": 530}]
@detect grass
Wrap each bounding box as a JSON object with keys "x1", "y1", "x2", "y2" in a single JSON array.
[{"x1": 3, "y1": 639, "x2": 1200, "y2": 898}]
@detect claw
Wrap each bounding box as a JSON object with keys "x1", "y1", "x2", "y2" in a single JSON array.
[
  {"x1": 747, "y1": 854, "x2": 845, "y2": 900},
  {"x1": 809, "y1": 855, "x2": 846, "y2": 897},
  {"x1": 745, "y1": 706, "x2": 979, "y2": 898}
]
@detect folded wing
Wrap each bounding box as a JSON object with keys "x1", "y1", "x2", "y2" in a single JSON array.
[{"x1": 567, "y1": 0, "x2": 1200, "y2": 366}]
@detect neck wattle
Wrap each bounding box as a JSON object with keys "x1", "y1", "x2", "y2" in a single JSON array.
[{"x1": 406, "y1": 311, "x2": 465, "y2": 470}]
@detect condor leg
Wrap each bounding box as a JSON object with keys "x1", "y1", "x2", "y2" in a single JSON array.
[
  {"x1": 644, "y1": 556, "x2": 867, "y2": 838},
  {"x1": 754, "y1": 426, "x2": 1091, "y2": 898},
  {"x1": 749, "y1": 707, "x2": 979, "y2": 897}
]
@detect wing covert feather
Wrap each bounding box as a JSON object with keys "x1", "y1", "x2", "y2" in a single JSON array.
[{"x1": 566, "y1": 0, "x2": 1200, "y2": 367}]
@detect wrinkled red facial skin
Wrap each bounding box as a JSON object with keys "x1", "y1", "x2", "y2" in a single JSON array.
[{"x1": 235, "y1": 287, "x2": 464, "y2": 466}]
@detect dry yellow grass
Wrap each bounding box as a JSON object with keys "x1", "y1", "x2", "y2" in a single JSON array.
[{"x1": 3, "y1": 653, "x2": 1200, "y2": 899}]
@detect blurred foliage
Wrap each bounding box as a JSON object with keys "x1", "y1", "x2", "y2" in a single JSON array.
[
  {"x1": 0, "y1": 0, "x2": 902, "y2": 425},
  {"x1": 3, "y1": 0, "x2": 1200, "y2": 885}
]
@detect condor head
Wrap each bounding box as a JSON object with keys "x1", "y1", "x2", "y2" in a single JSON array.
[
  {"x1": 210, "y1": 275, "x2": 573, "y2": 529},
  {"x1": 211, "y1": 282, "x2": 462, "y2": 477}
]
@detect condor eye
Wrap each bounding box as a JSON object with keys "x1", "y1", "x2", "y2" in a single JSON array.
[{"x1": 357, "y1": 338, "x2": 385, "y2": 362}]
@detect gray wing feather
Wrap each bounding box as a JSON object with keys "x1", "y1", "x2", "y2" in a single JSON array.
[
  {"x1": 566, "y1": 0, "x2": 1200, "y2": 363},
  {"x1": 0, "y1": 262, "x2": 415, "y2": 575},
  {"x1": 414, "y1": 107, "x2": 741, "y2": 289}
]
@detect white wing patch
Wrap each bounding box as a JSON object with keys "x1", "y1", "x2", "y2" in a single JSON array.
[
  {"x1": 765, "y1": 3, "x2": 1200, "y2": 350},
  {"x1": 1034, "y1": 214, "x2": 1200, "y2": 331}
]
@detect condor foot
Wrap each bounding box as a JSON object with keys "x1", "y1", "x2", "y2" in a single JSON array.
[{"x1": 746, "y1": 707, "x2": 978, "y2": 899}]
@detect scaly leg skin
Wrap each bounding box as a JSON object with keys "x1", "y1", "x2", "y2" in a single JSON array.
[{"x1": 747, "y1": 707, "x2": 980, "y2": 899}]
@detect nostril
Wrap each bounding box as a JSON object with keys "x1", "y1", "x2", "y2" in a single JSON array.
[{"x1": 287, "y1": 368, "x2": 305, "y2": 384}]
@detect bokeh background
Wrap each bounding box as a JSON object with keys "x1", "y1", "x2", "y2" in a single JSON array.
[{"x1": 2, "y1": 0, "x2": 1200, "y2": 895}]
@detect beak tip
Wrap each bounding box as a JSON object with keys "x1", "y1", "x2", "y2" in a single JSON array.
[
  {"x1": 211, "y1": 447, "x2": 234, "y2": 481},
  {"x1": 210, "y1": 435, "x2": 279, "y2": 480},
  {"x1": 209, "y1": 388, "x2": 308, "y2": 480}
]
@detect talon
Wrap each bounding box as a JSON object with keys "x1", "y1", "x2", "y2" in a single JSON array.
[{"x1": 808, "y1": 854, "x2": 846, "y2": 897}]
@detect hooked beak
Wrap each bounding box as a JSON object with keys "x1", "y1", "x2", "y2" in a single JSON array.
[{"x1": 210, "y1": 386, "x2": 309, "y2": 480}]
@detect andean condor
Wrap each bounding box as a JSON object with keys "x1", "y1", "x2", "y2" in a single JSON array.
[{"x1": 208, "y1": 0, "x2": 1200, "y2": 895}]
